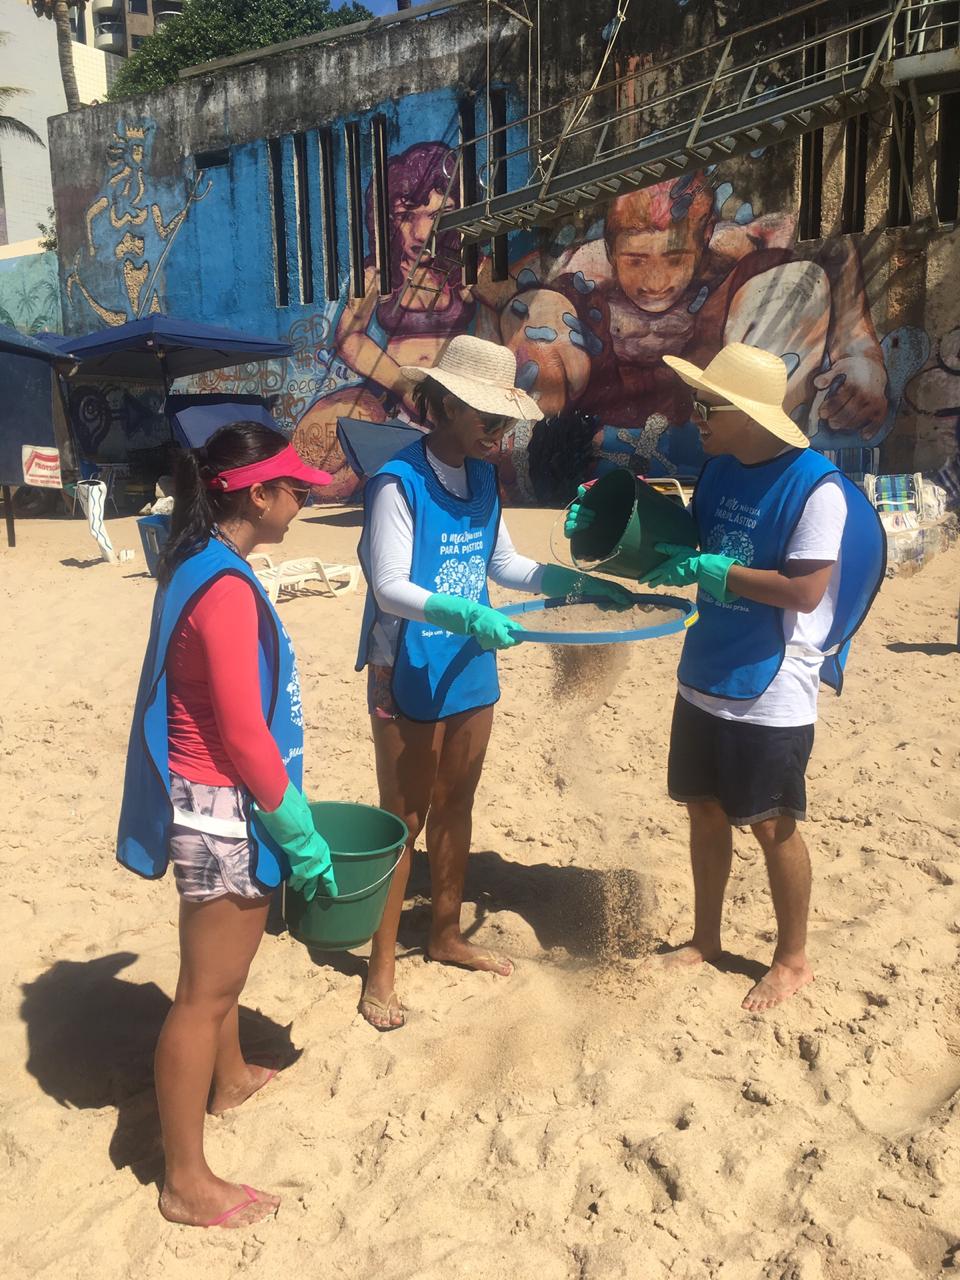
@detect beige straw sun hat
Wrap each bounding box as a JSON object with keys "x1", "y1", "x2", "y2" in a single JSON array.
[
  {"x1": 662, "y1": 343, "x2": 809, "y2": 449},
  {"x1": 401, "y1": 334, "x2": 544, "y2": 422}
]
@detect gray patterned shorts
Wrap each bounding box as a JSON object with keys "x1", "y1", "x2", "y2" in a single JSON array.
[{"x1": 168, "y1": 774, "x2": 269, "y2": 903}]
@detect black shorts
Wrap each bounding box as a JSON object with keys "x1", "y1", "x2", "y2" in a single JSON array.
[{"x1": 667, "y1": 693, "x2": 815, "y2": 826}]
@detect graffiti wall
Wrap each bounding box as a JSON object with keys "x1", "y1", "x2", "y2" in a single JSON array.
[
  {"x1": 60, "y1": 120, "x2": 211, "y2": 329},
  {"x1": 48, "y1": 3, "x2": 960, "y2": 499}
]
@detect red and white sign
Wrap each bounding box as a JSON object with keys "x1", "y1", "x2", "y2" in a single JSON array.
[{"x1": 21, "y1": 445, "x2": 62, "y2": 489}]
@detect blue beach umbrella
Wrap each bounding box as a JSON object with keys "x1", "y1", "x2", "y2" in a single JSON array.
[
  {"x1": 0, "y1": 324, "x2": 70, "y2": 363},
  {"x1": 58, "y1": 315, "x2": 294, "y2": 386}
]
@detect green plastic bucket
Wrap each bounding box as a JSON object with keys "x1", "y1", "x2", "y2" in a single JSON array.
[
  {"x1": 283, "y1": 802, "x2": 408, "y2": 951},
  {"x1": 570, "y1": 468, "x2": 698, "y2": 581}
]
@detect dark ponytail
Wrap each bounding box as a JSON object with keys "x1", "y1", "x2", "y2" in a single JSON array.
[{"x1": 157, "y1": 421, "x2": 288, "y2": 585}]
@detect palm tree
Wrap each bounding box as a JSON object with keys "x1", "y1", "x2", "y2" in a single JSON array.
[
  {"x1": 30, "y1": 2, "x2": 85, "y2": 113},
  {"x1": 0, "y1": 34, "x2": 44, "y2": 145}
]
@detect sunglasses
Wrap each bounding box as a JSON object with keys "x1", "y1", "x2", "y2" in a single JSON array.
[
  {"x1": 274, "y1": 482, "x2": 312, "y2": 508},
  {"x1": 479, "y1": 415, "x2": 511, "y2": 437},
  {"x1": 693, "y1": 398, "x2": 740, "y2": 423}
]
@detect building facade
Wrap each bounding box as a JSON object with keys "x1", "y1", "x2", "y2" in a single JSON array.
[
  {"x1": 91, "y1": 0, "x2": 177, "y2": 59},
  {"x1": 0, "y1": 0, "x2": 119, "y2": 247},
  {"x1": 46, "y1": 0, "x2": 960, "y2": 492}
]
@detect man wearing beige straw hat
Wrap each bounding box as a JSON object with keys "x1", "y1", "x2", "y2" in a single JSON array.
[
  {"x1": 354, "y1": 334, "x2": 632, "y2": 1029},
  {"x1": 640, "y1": 342, "x2": 884, "y2": 1011}
]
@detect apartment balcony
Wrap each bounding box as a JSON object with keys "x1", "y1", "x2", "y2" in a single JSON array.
[
  {"x1": 94, "y1": 19, "x2": 126, "y2": 54},
  {"x1": 91, "y1": 0, "x2": 122, "y2": 16},
  {"x1": 153, "y1": 0, "x2": 184, "y2": 23}
]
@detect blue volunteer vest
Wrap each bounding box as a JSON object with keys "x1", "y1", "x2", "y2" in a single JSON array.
[
  {"x1": 116, "y1": 537, "x2": 303, "y2": 889},
  {"x1": 678, "y1": 448, "x2": 885, "y2": 699},
  {"x1": 356, "y1": 439, "x2": 501, "y2": 722}
]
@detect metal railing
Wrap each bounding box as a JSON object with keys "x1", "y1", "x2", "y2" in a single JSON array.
[{"x1": 435, "y1": 0, "x2": 960, "y2": 240}]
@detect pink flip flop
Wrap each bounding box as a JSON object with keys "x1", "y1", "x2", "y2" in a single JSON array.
[{"x1": 201, "y1": 1184, "x2": 275, "y2": 1228}]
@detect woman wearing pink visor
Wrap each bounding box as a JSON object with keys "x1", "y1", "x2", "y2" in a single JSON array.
[{"x1": 117, "y1": 422, "x2": 334, "y2": 1229}]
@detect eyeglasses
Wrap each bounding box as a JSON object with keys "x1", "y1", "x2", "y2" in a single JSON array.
[
  {"x1": 693, "y1": 398, "x2": 739, "y2": 423},
  {"x1": 274, "y1": 483, "x2": 312, "y2": 508}
]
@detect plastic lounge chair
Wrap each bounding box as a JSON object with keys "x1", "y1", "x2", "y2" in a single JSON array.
[
  {"x1": 248, "y1": 554, "x2": 358, "y2": 602},
  {"x1": 275, "y1": 557, "x2": 360, "y2": 600},
  {"x1": 249, "y1": 553, "x2": 281, "y2": 602}
]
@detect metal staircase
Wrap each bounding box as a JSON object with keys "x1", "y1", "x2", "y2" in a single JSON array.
[{"x1": 397, "y1": 0, "x2": 960, "y2": 309}]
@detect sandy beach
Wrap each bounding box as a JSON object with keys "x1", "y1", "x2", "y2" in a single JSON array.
[{"x1": 2, "y1": 507, "x2": 959, "y2": 1280}]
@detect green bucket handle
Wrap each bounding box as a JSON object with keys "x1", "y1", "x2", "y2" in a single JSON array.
[
  {"x1": 547, "y1": 493, "x2": 588, "y2": 570},
  {"x1": 309, "y1": 848, "x2": 405, "y2": 903}
]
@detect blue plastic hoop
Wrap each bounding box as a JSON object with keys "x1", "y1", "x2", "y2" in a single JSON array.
[{"x1": 497, "y1": 592, "x2": 698, "y2": 645}]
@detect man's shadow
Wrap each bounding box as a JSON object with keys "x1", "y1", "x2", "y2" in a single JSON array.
[{"x1": 20, "y1": 952, "x2": 300, "y2": 1186}]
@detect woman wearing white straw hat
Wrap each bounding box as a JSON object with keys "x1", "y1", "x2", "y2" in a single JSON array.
[
  {"x1": 354, "y1": 334, "x2": 632, "y2": 1029},
  {"x1": 618, "y1": 342, "x2": 882, "y2": 1012}
]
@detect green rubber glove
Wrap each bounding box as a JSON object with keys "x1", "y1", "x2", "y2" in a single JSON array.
[
  {"x1": 540, "y1": 563, "x2": 634, "y2": 610},
  {"x1": 563, "y1": 485, "x2": 596, "y2": 538},
  {"x1": 253, "y1": 781, "x2": 338, "y2": 902},
  {"x1": 643, "y1": 542, "x2": 739, "y2": 603},
  {"x1": 424, "y1": 593, "x2": 524, "y2": 651}
]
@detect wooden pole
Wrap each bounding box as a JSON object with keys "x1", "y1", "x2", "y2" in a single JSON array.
[{"x1": 2, "y1": 485, "x2": 15, "y2": 548}]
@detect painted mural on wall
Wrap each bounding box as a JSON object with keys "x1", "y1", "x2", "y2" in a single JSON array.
[
  {"x1": 53, "y1": 104, "x2": 946, "y2": 497},
  {"x1": 68, "y1": 380, "x2": 166, "y2": 463},
  {"x1": 63, "y1": 120, "x2": 210, "y2": 328},
  {"x1": 0, "y1": 250, "x2": 61, "y2": 335},
  {"x1": 489, "y1": 176, "x2": 878, "y2": 497},
  {"x1": 290, "y1": 141, "x2": 472, "y2": 495},
  {"x1": 288, "y1": 159, "x2": 925, "y2": 502}
]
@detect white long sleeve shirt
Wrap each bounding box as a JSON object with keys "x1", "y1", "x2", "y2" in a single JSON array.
[{"x1": 366, "y1": 448, "x2": 545, "y2": 667}]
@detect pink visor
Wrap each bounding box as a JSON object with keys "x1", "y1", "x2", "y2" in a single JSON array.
[{"x1": 205, "y1": 443, "x2": 333, "y2": 492}]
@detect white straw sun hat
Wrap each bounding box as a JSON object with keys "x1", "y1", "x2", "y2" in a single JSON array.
[
  {"x1": 662, "y1": 343, "x2": 809, "y2": 449},
  {"x1": 401, "y1": 334, "x2": 544, "y2": 422}
]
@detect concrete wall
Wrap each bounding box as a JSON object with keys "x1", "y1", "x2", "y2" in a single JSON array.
[
  {"x1": 0, "y1": 0, "x2": 119, "y2": 245},
  {"x1": 44, "y1": 0, "x2": 960, "y2": 492}
]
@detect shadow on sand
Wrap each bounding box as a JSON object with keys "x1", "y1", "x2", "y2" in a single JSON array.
[
  {"x1": 886, "y1": 641, "x2": 958, "y2": 657},
  {"x1": 290, "y1": 848, "x2": 769, "y2": 995},
  {"x1": 652, "y1": 943, "x2": 768, "y2": 984},
  {"x1": 290, "y1": 847, "x2": 661, "y2": 981},
  {"x1": 20, "y1": 952, "x2": 301, "y2": 1186},
  {"x1": 301, "y1": 508, "x2": 364, "y2": 529},
  {"x1": 59, "y1": 557, "x2": 104, "y2": 570}
]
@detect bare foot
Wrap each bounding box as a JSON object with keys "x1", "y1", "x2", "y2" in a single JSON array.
[
  {"x1": 358, "y1": 989, "x2": 405, "y2": 1031},
  {"x1": 427, "y1": 937, "x2": 514, "y2": 976},
  {"x1": 741, "y1": 960, "x2": 814, "y2": 1012},
  {"x1": 208, "y1": 1063, "x2": 277, "y2": 1116},
  {"x1": 657, "y1": 942, "x2": 722, "y2": 970},
  {"x1": 160, "y1": 1177, "x2": 280, "y2": 1228}
]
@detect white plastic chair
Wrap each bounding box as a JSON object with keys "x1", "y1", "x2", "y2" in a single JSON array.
[{"x1": 249, "y1": 553, "x2": 359, "y2": 602}]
